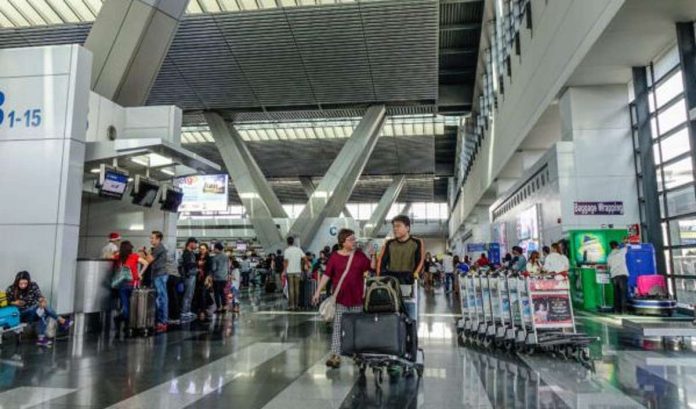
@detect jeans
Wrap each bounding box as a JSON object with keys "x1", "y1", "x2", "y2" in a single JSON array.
[
  {"x1": 241, "y1": 271, "x2": 250, "y2": 287},
  {"x1": 181, "y1": 275, "x2": 197, "y2": 315},
  {"x1": 118, "y1": 284, "x2": 133, "y2": 321},
  {"x1": 612, "y1": 275, "x2": 628, "y2": 314},
  {"x1": 213, "y1": 280, "x2": 227, "y2": 310},
  {"x1": 287, "y1": 274, "x2": 301, "y2": 309},
  {"x1": 445, "y1": 273, "x2": 454, "y2": 293},
  {"x1": 20, "y1": 306, "x2": 59, "y2": 337},
  {"x1": 153, "y1": 275, "x2": 169, "y2": 325}
]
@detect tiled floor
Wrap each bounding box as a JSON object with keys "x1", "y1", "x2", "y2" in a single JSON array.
[{"x1": 1, "y1": 287, "x2": 696, "y2": 408}]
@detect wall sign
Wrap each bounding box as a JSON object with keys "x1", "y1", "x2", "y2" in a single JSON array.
[{"x1": 574, "y1": 201, "x2": 624, "y2": 216}]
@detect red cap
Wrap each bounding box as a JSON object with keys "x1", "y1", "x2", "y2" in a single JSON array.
[{"x1": 109, "y1": 233, "x2": 121, "y2": 241}]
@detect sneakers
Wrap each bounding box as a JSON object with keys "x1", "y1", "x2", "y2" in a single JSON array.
[
  {"x1": 36, "y1": 337, "x2": 53, "y2": 347},
  {"x1": 60, "y1": 319, "x2": 74, "y2": 331},
  {"x1": 325, "y1": 355, "x2": 341, "y2": 369},
  {"x1": 155, "y1": 323, "x2": 168, "y2": 333}
]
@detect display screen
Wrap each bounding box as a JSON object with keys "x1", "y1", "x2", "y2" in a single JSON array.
[
  {"x1": 100, "y1": 170, "x2": 128, "y2": 199},
  {"x1": 516, "y1": 205, "x2": 540, "y2": 256},
  {"x1": 174, "y1": 175, "x2": 229, "y2": 212},
  {"x1": 131, "y1": 177, "x2": 160, "y2": 208},
  {"x1": 572, "y1": 232, "x2": 608, "y2": 264},
  {"x1": 161, "y1": 188, "x2": 184, "y2": 213},
  {"x1": 236, "y1": 242, "x2": 247, "y2": 252}
]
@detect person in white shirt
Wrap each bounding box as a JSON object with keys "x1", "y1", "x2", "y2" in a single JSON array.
[
  {"x1": 283, "y1": 236, "x2": 306, "y2": 310},
  {"x1": 543, "y1": 243, "x2": 570, "y2": 275},
  {"x1": 442, "y1": 252, "x2": 455, "y2": 294},
  {"x1": 101, "y1": 232, "x2": 121, "y2": 259},
  {"x1": 607, "y1": 240, "x2": 629, "y2": 314}
]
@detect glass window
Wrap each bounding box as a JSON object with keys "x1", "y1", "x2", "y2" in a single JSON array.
[
  {"x1": 673, "y1": 248, "x2": 696, "y2": 276},
  {"x1": 665, "y1": 185, "x2": 696, "y2": 218},
  {"x1": 668, "y1": 216, "x2": 696, "y2": 248},
  {"x1": 657, "y1": 99, "x2": 688, "y2": 134},
  {"x1": 660, "y1": 127, "x2": 690, "y2": 163},
  {"x1": 412, "y1": 203, "x2": 427, "y2": 220},
  {"x1": 659, "y1": 157, "x2": 693, "y2": 190},
  {"x1": 655, "y1": 71, "x2": 684, "y2": 108}
]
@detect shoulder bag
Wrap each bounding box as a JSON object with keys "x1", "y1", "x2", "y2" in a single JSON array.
[{"x1": 319, "y1": 251, "x2": 355, "y2": 322}]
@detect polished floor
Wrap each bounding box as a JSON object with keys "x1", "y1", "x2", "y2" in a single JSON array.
[{"x1": 1, "y1": 287, "x2": 696, "y2": 408}]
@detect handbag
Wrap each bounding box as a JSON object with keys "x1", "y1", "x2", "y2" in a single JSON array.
[
  {"x1": 319, "y1": 251, "x2": 355, "y2": 322},
  {"x1": 111, "y1": 265, "x2": 132, "y2": 289}
]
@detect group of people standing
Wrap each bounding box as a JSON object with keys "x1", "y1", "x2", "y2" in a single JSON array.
[{"x1": 104, "y1": 232, "x2": 246, "y2": 334}]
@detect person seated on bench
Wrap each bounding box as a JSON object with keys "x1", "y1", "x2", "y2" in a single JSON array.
[{"x1": 6, "y1": 271, "x2": 73, "y2": 346}]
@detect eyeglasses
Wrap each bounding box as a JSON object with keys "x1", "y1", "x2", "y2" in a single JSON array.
[{"x1": 345, "y1": 236, "x2": 357, "y2": 242}]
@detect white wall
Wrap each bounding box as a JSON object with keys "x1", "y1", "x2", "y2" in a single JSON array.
[
  {"x1": 0, "y1": 45, "x2": 92, "y2": 313},
  {"x1": 450, "y1": 0, "x2": 626, "y2": 235}
]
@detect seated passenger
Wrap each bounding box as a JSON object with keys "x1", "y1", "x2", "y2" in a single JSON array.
[{"x1": 6, "y1": 271, "x2": 73, "y2": 346}]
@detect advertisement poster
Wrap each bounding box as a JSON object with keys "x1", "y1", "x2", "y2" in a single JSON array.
[
  {"x1": 488, "y1": 243, "x2": 501, "y2": 265},
  {"x1": 531, "y1": 292, "x2": 573, "y2": 328},
  {"x1": 528, "y1": 279, "x2": 570, "y2": 292},
  {"x1": 572, "y1": 232, "x2": 608, "y2": 264},
  {"x1": 493, "y1": 223, "x2": 508, "y2": 256},
  {"x1": 174, "y1": 175, "x2": 229, "y2": 212},
  {"x1": 517, "y1": 205, "x2": 540, "y2": 256}
]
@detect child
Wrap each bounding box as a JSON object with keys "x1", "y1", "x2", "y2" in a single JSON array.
[{"x1": 229, "y1": 260, "x2": 241, "y2": 313}]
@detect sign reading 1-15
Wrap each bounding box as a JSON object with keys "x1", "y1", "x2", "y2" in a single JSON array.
[{"x1": 0, "y1": 91, "x2": 42, "y2": 128}]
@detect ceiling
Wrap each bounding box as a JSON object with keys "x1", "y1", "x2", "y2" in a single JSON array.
[{"x1": 0, "y1": 0, "x2": 484, "y2": 204}]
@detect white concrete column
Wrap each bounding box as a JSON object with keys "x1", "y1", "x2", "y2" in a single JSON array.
[{"x1": 557, "y1": 85, "x2": 638, "y2": 230}]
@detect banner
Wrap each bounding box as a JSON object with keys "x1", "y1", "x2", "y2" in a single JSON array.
[
  {"x1": 574, "y1": 201, "x2": 624, "y2": 216},
  {"x1": 531, "y1": 291, "x2": 573, "y2": 328}
]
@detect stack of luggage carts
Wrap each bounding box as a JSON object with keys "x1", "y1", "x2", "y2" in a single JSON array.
[{"x1": 340, "y1": 272, "x2": 424, "y2": 386}]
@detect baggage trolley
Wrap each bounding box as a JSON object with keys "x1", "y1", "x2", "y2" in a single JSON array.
[
  {"x1": 0, "y1": 323, "x2": 26, "y2": 346},
  {"x1": 519, "y1": 275, "x2": 596, "y2": 367},
  {"x1": 457, "y1": 270, "x2": 478, "y2": 341},
  {"x1": 351, "y1": 276, "x2": 425, "y2": 387}
]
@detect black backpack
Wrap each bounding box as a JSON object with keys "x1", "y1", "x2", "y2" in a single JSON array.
[
  {"x1": 274, "y1": 255, "x2": 284, "y2": 273},
  {"x1": 364, "y1": 276, "x2": 402, "y2": 313}
]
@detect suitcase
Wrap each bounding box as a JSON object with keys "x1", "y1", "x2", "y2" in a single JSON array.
[
  {"x1": 0, "y1": 306, "x2": 20, "y2": 329},
  {"x1": 128, "y1": 288, "x2": 156, "y2": 335},
  {"x1": 364, "y1": 276, "x2": 401, "y2": 313},
  {"x1": 636, "y1": 275, "x2": 668, "y2": 298},
  {"x1": 265, "y1": 278, "x2": 277, "y2": 294},
  {"x1": 341, "y1": 313, "x2": 407, "y2": 357},
  {"x1": 299, "y1": 278, "x2": 317, "y2": 309}
]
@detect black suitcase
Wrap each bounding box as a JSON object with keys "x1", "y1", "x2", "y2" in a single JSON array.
[
  {"x1": 265, "y1": 277, "x2": 277, "y2": 294},
  {"x1": 341, "y1": 313, "x2": 407, "y2": 357},
  {"x1": 298, "y1": 278, "x2": 317, "y2": 309}
]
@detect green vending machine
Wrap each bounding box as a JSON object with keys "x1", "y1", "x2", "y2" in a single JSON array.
[{"x1": 567, "y1": 229, "x2": 627, "y2": 312}]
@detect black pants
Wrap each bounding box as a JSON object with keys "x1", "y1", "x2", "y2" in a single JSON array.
[
  {"x1": 167, "y1": 275, "x2": 182, "y2": 320},
  {"x1": 612, "y1": 275, "x2": 628, "y2": 314},
  {"x1": 213, "y1": 280, "x2": 227, "y2": 310}
]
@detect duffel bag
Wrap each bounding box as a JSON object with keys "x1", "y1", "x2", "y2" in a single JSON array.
[
  {"x1": 0, "y1": 306, "x2": 21, "y2": 329},
  {"x1": 364, "y1": 276, "x2": 401, "y2": 313},
  {"x1": 341, "y1": 312, "x2": 407, "y2": 357}
]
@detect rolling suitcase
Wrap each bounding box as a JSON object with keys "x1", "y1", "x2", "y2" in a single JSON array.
[
  {"x1": 299, "y1": 277, "x2": 317, "y2": 309},
  {"x1": 0, "y1": 306, "x2": 20, "y2": 329},
  {"x1": 265, "y1": 273, "x2": 277, "y2": 293},
  {"x1": 341, "y1": 312, "x2": 407, "y2": 357},
  {"x1": 128, "y1": 287, "x2": 156, "y2": 336}
]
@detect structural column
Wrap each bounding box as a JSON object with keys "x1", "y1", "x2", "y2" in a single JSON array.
[
  {"x1": 364, "y1": 176, "x2": 406, "y2": 237},
  {"x1": 299, "y1": 177, "x2": 353, "y2": 219},
  {"x1": 631, "y1": 69, "x2": 667, "y2": 274},
  {"x1": 85, "y1": 0, "x2": 189, "y2": 106},
  {"x1": 289, "y1": 105, "x2": 386, "y2": 247},
  {"x1": 205, "y1": 112, "x2": 286, "y2": 251}
]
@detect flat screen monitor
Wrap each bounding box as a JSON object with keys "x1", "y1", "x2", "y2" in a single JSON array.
[
  {"x1": 173, "y1": 174, "x2": 229, "y2": 212},
  {"x1": 160, "y1": 185, "x2": 184, "y2": 213},
  {"x1": 131, "y1": 175, "x2": 160, "y2": 208},
  {"x1": 98, "y1": 165, "x2": 129, "y2": 200}
]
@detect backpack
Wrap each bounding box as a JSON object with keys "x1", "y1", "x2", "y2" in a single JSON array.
[
  {"x1": 364, "y1": 276, "x2": 402, "y2": 313},
  {"x1": 274, "y1": 255, "x2": 284, "y2": 272}
]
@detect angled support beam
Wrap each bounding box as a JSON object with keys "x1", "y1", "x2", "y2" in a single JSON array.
[
  {"x1": 440, "y1": 23, "x2": 480, "y2": 32},
  {"x1": 289, "y1": 105, "x2": 386, "y2": 248},
  {"x1": 85, "y1": 0, "x2": 189, "y2": 106},
  {"x1": 205, "y1": 112, "x2": 286, "y2": 251},
  {"x1": 298, "y1": 177, "x2": 353, "y2": 219},
  {"x1": 364, "y1": 176, "x2": 406, "y2": 238},
  {"x1": 440, "y1": 48, "x2": 478, "y2": 56}
]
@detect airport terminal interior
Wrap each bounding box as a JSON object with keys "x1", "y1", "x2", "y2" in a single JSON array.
[{"x1": 1, "y1": 0, "x2": 696, "y2": 408}]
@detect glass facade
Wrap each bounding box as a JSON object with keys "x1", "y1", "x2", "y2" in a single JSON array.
[{"x1": 630, "y1": 45, "x2": 696, "y2": 292}]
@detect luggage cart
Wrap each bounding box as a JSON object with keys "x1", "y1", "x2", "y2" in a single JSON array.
[
  {"x1": 352, "y1": 277, "x2": 425, "y2": 387},
  {"x1": 519, "y1": 275, "x2": 597, "y2": 367},
  {"x1": 457, "y1": 270, "x2": 478, "y2": 341}
]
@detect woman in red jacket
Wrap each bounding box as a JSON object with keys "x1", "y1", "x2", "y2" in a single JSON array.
[{"x1": 312, "y1": 229, "x2": 372, "y2": 369}]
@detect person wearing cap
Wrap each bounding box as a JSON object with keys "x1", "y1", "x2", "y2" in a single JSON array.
[
  {"x1": 101, "y1": 233, "x2": 121, "y2": 259},
  {"x1": 180, "y1": 237, "x2": 199, "y2": 321}
]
